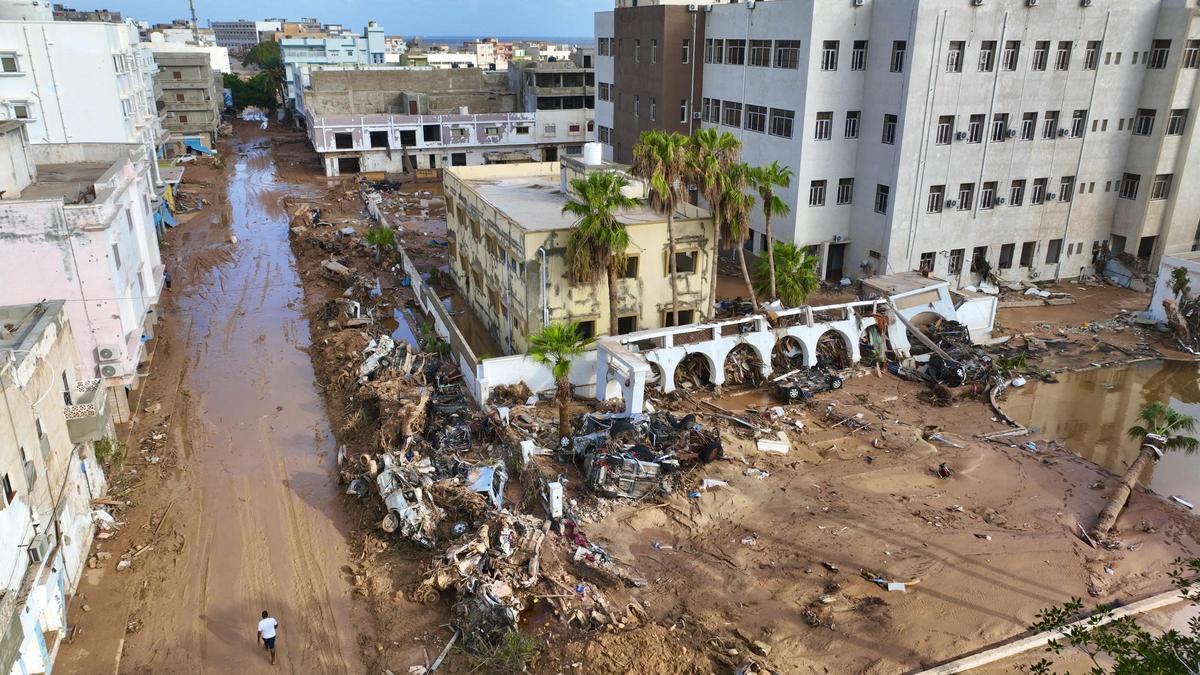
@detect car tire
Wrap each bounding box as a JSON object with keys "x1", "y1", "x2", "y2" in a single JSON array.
[
  {"x1": 787, "y1": 386, "x2": 801, "y2": 400},
  {"x1": 830, "y1": 377, "x2": 844, "y2": 390},
  {"x1": 381, "y1": 511, "x2": 401, "y2": 534}
]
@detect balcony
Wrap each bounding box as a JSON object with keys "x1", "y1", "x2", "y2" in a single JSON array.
[{"x1": 64, "y1": 379, "x2": 109, "y2": 444}]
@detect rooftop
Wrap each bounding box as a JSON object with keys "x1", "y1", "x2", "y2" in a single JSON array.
[
  {"x1": 0, "y1": 301, "x2": 65, "y2": 368},
  {"x1": 21, "y1": 162, "x2": 112, "y2": 204},
  {"x1": 861, "y1": 272, "x2": 949, "y2": 296},
  {"x1": 454, "y1": 162, "x2": 688, "y2": 232}
]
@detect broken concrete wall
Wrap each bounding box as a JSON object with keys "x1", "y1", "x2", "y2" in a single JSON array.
[
  {"x1": 1146, "y1": 252, "x2": 1200, "y2": 323},
  {"x1": 306, "y1": 68, "x2": 516, "y2": 116}
]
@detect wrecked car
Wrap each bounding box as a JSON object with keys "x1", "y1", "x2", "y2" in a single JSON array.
[
  {"x1": 358, "y1": 335, "x2": 396, "y2": 382},
  {"x1": 582, "y1": 448, "x2": 676, "y2": 499},
  {"x1": 375, "y1": 466, "x2": 440, "y2": 548},
  {"x1": 462, "y1": 463, "x2": 508, "y2": 510},
  {"x1": 773, "y1": 368, "x2": 844, "y2": 402}
]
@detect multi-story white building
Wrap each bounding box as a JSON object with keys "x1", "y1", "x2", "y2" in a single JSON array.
[
  {"x1": 599, "y1": 0, "x2": 1200, "y2": 287},
  {"x1": 281, "y1": 21, "x2": 387, "y2": 106},
  {"x1": 0, "y1": 300, "x2": 110, "y2": 675}
]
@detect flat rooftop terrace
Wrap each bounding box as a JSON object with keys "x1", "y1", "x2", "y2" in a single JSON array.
[
  {"x1": 21, "y1": 162, "x2": 113, "y2": 204},
  {"x1": 861, "y1": 272, "x2": 949, "y2": 296}
]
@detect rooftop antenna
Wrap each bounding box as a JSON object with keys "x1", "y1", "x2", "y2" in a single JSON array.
[{"x1": 188, "y1": 0, "x2": 200, "y2": 44}]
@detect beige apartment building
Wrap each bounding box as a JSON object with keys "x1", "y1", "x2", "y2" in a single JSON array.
[
  {"x1": 153, "y1": 50, "x2": 223, "y2": 153},
  {"x1": 444, "y1": 156, "x2": 715, "y2": 355}
]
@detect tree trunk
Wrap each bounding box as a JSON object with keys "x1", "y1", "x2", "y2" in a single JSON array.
[
  {"x1": 709, "y1": 210, "x2": 722, "y2": 320},
  {"x1": 765, "y1": 210, "x2": 777, "y2": 301},
  {"x1": 1091, "y1": 445, "x2": 1156, "y2": 538},
  {"x1": 607, "y1": 263, "x2": 620, "y2": 336},
  {"x1": 557, "y1": 377, "x2": 571, "y2": 440},
  {"x1": 667, "y1": 210, "x2": 680, "y2": 327},
  {"x1": 737, "y1": 246, "x2": 758, "y2": 309}
]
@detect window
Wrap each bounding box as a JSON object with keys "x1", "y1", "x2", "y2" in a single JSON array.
[
  {"x1": 369, "y1": 130, "x2": 389, "y2": 148},
  {"x1": 542, "y1": 124, "x2": 555, "y2": 137},
  {"x1": 1031, "y1": 178, "x2": 1047, "y2": 204},
  {"x1": 769, "y1": 108, "x2": 794, "y2": 138},
  {"x1": 619, "y1": 256, "x2": 639, "y2": 279},
  {"x1": 672, "y1": 250, "x2": 698, "y2": 274},
  {"x1": 1042, "y1": 110, "x2": 1059, "y2": 139},
  {"x1": 1010, "y1": 179, "x2": 1026, "y2": 206},
  {"x1": 1185, "y1": 40, "x2": 1200, "y2": 69},
  {"x1": 815, "y1": 111, "x2": 832, "y2": 140},
  {"x1": 679, "y1": 99, "x2": 689, "y2": 124},
  {"x1": 998, "y1": 243, "x2": 1016, "y2": 269},
  {"x1": 1045, "y1": 239, "x2": 1063, "y2": 265},
  {"x1": 1020, "y1": 241, "x2": 1037, "y2": 267},
  {"x1": 0, "y1": 53, "x2": 18, "y2": 73},
  {"x1": 957, "y1": 183, "x2": 974, "y2": 210},
  {"x1": 1134, "y1": 108, "x2": 1156, "y2": 136},
  {"x1": 874, "y1": 184, "x2": 890, "y2": 214},
  {"x1": 1071, "y1": 109, "x2": 1087, "y2": 137},
  {"x1": 967, "y1": 114, "x2": 984, "y2": 143},
  {"x1": 1021, "y1": 112, "x2": 1037, "y2": 140},
  {"x1": 175, "y1": 93, "x2": 185, "y2": 102},
  {"x1": 598, "y1": 125, "x2": 612, "y2": 144},
  {"x1": 649, "y1": 97, "x2": 657, "y2": 121},
  {"x1": 1167, "y1": 109, "x2": 1187, "y2": 135},
  {"x1": 651, "y1": 39, "x2": 658, "y2": 63},
  {"x1": 927, "y1": 185, "x2": 945, "y2": 213},
  {"x1": 809, "y1": 179, "x2": 827, "y2": 207},
  {"x1": 891, "y1": 41, "x2": 907, "y2": 72},
  {"x1": 882, "y1": 114, "x2": 897, "y2": 144},
  {"x1": 598, "y1": 82, "x2": 611, "y2": 101},
  {"x1": 1032, "y1": 41, "x2": 1049, "y2": 71},
  {"x1": 745, "y1": 104, "x2": 767, "y2": 132},
  {"x1": 575, "y1": 320, "x2": 596, "y2": 340},
  {"x1": 936, "y1": 115, "x2": 954, "y2": 145},
  {"x1": 978, "y1": 40, "x2": 996, "y2": 72},
  {"x1": 112, "y1": 243, "x2": 121, "y2": 268},
  {"x1": 721, "y1": 101, "x2": 741, "y2": 127},
  {"x1": 980, "y1": 181, "x2": 997, "y2": 209},
  {"x1": 598, "y1": 37, "x2": 612, "y2": 56},
  {"x1": 1119, "y1": 173, "x2": 1141, "y2": 200},
  {"x1": 1084, "y1": 40, "x2": 1100, "y2": 70},
  {"x1": 1055, "y1": 41, "x2": 1072, "y2": 70},
  {"x1": 9, "y1": 101, "x2": 30, "y2": 119},
  {"x1": 919, "y1": 251, "x2": 936, "y2": 273},
  {"x1": 681, "y1": 38, "x2": 690, "y2": 64},
  {"x1": 948, "y1": 248, "x2": 965, "y2": 275},
  {"x1": 634, "y1": 95, "x2": 639, "y2": 118},
  {"x1": 2, "y1": 473, "x2": 13, "y2": 506},
  {"x1": 1003, "y1": 40, "x2": 1020, "y2": 71},
  {"x1": 821, "y1": 41, "x2": 839, "y2": 71},
  {"x1": 704, "y1": 38, "x2": 714, "y2": 63},
  {"x1": 635, "y1": 39, "x2": 641, "y2": 63},
  {"x1": 1059, "y1": 176, "x2": 1075, "y2": 202},
  {"x1": 172, "y1": 70, "x2": 182, "y2": 80},
  {"x1": 1148, "y1": 40, "x2": 1170, "y2": 69},
  {"x1": 947, "y1": 40, "x2": 964, "y2": 73},
  {"x1": 121, "y1": 98, "x2": 134, "y2": 118},
  {"x1": 991, "y1": 113, "x2": 1009, "y2": 142},
  {"x1": 1151, "y1": 174, "x2": 1172, "y2": 200},
  {"x1": 749, "y1": 40, "x2": 771, "y2": 67},
  {"x1": 663, "y1": 309, "x2": 695, "y2": 327},
  {"x1": 844, "y1": 111, "x2": 860, "y2": 139},
  {"x1": 424, "y1": 124, "x2": 442, "y2": 142},
  {"x1": 775, "y1": 40, "x2": 800, "y2": 69},
  {"x1": 617, "y1": 315, "x2": 638, "y2": 335},
  {"x1": 726, "y1": 39, "x2": 745, "y2": 65},
  {"x1": 851, "y1": 40, "x2": 867, "y2": 70},
  {"x1": 836, "y1": 178, "x2": 853, "y2": 205}
]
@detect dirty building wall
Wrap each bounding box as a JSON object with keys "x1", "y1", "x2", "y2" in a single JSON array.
[{"x1": 0, "y1": 124, "x2": 35, "y2": 198}]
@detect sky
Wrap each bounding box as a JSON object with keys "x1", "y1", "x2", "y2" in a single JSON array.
[{"x1": 107, "y1": 0, "x2": 610, "y2": 38}]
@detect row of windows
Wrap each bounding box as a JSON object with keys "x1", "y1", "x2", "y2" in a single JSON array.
[
  {"x1": 807, "y1": 178, "x2": 855, "y2": 207},
  {"x1": 700, "y1": 98, "x2": 794, "y2": 138},
  {"x1": 704, "y1": 38, "x2": 909, "y2": 73},
  {"x1": 598, "y1": 36, "x2": 690, "y2": 64},
  {"x1": 921, "y1": 240, "x2": 1083, "y2": 275},
  {"x1": 926, "y1": 177, "x2": 1075, "y2": 213}
]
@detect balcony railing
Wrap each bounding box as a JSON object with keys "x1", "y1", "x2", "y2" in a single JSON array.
[{"x1": 64, "y1": 379, "x2": 109, "y2": 444}]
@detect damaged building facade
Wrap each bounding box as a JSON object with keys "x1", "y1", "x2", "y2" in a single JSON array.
[
  {"x1": 597, "y1": 0, "x2": 1200, "y2": 286},
  {"x1": 0, "y1": 302, "x2": 110, "y2": 675},
  {"x1": 444, "y1": 155, "x2": 716, "y2": 355},
  {"x1": 150, "y1": 49, "x2": 225, "y2": 153},
  {"x1": 0, "y1": 122, "x2": 164, "y2": 419},
  {"x1": 298, "y1": 54, "x2": 595, "y2": 176}
]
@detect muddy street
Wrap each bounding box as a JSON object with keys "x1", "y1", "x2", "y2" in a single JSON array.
[{"x1": 58, "y1": 126, "x2": 367, "y2": 674}]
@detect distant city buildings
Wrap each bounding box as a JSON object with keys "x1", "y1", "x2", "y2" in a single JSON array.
[{"x1": 50, "y1": 2, "x2": 120, "y2": 22}]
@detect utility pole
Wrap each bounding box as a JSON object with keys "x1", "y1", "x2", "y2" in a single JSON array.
[{"x1": 188, "y1": 0, "x2": 200, "y2": 45}]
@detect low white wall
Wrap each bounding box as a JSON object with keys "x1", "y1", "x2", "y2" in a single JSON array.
[
  {"x1": 954, "y1": 295, "x2": 998, "y2": 341},
  {"x1": 1146, "y1": 254, "x2": 1200, "y2": 322}
]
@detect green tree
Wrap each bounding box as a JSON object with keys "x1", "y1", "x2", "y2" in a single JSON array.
[
  {"x1": 1030, "y1": 557, "x2": 1200, "y2": 675},
  {"x1": 747, "y1": 161, "x2": 793, "y2": 301},
  {"x1": 687, "y1": 128, "x2": 743, "y2": 317},
  {"x1": 528, "y1": 322, "x2": 593, "y2": 439},
  {"x1": 1092, "y1": 401, "x2": 1199, "y2": 538},
  {"x1": 1169, "y1": 267, "x2": 1192, "y2": 301},
  {"x1": 631, "y1": 130, "x2": 689, "y2": 327},
  {"x1": 721, "y1": 163, "x2": 758, "y2": 308},
  {"x1": 365, "y1": 226, "x2": 396, "y2": 264},
  {"x1": 222, "y1": 73, "x2": 278, "y2": 111},
  {"x1": 561, "y1": 172, "x2": 640, "y2": 337},
  {"x1": 241, "y1": 41, "x2": 285, "y2": 104},
  {"x1": 755, "y1": 242, "x2": 820, "y2": 308}
]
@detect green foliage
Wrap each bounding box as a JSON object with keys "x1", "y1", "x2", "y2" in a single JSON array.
[
  {"x1": 1170, "y1": 267, "x2": 1192, "y2": 301},
  {"x1": 754, "y1": 242, "x2": 820, "y2": 307},
  {"x1": 365, "y1": 226, "x2": 397, "y2": 251},
  {"x1": 223, "y1": 73, "x2": 278, "y2": 111},
  {"x1": 528, "y1": 323, "x2": 592, "y2": 384},
  {"x1": 469, "y1": 629, "x2": 538, "y2": 673},
  {"x1": 561, "y1": 171, "x2": 639, "y2": 285},
  {"x1": 1128, "y1": 401, "x2": 1200, "y2": 455},
  {"x1": 94, "y1": 436, "x2": 121, "y2": 471},
  {"x1": 631, "y1": 130, "x2": 689, "y2": 217},
  {"x1": 239, "y1": 41, "x2": 284, "y2": 104},
  {"x1": 1030, "y1": 558, "x2": 1200, "y2": 674}
]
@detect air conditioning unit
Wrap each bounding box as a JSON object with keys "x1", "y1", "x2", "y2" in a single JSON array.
[
  {"x1": 995, "y1": 196, "x2": 1007, "y2": 205},
  {"x1": 687, "y1": 3, "x2": 699, "y2": 10},
  {"x1": 1045, "y1": 192, "x2": 1058, "y2": 201},
  {"x1": 1027, "y1": 0, "x2": 1039, "y2": 6},
  {"x1": 692, "y1": 111, "x2": 702, "y2": 119},
  {"x1": 1007, "y1": 128, "x2": 1018, "y2": 138},
  {"x1": 95, "y1": 343, "x2": 121, "y2": 362},
  {"x1": 27, "y1": 533, "x2": 49, "y2": 564},
  {"x1": 832, "y1": 234, "x2": 844, "y2": 242},
  {"x1": 1057, "y1": 128, "x2": 1069, "y2": 137},
  {"x1": 955, "y1": 131, "x2": 968, "y2": 141},
  {"x1": 944, "y1": 199, "x2": 958, "y2": 208},
  {"x1": 971, "y1": 0, "x2": 984, "y2": 5},
  {"x1": 854, "y1": 0, "x2": 865, "y2": 5},
  {"x1": 1080, "y1": 0, "x2": 1092, "y2": 6},
  {"x1": 99, "y1": 362, "x2": 126, "y2": 379}
]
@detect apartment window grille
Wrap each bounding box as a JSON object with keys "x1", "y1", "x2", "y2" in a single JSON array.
[{"x1": 649, "y1": 97, "x2": 657, "y2": 122}]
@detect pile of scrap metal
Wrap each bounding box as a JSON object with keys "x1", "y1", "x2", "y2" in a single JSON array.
[
  {"x1": 893, "y1": 318, "x2": 993, "y2": 387},
  {"x1": 1163, "y1": 293, "x2": 1200, "y2": 355},
  {"x1": 562, "y1": 412, "x2": 723, "y2": 499}
]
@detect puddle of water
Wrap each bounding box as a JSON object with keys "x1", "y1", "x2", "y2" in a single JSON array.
[
  {"x1": 440, "y1": 292, "x2": 504, "y2": 359},
  {"x1": 380, "y1": 306, "x2": 420, "y2": 346},
  {"x1": 1004, "y1": 360, "x2": 1200, "y2": 506}
]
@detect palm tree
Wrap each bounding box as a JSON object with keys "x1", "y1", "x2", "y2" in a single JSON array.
[
  {"x1": 747, "y1": 162, "x2": 793, "y2": 301},
  {"x1": 754, "y1": 242, "x2": 820, "y2": 308},
  {"x1": 687, "y1": 129, "x2": 742, "y2": 317},
  {"x1": 528, "y1": 322, "x2": 594, "y2": 440},
  {"x1": 631, "y1": 131, "x2": 689, "y2": 327},
  {"x1": 1092, "y1": 401, "x2": 1199, "y2": 538},
  {"x1": 365, "y1": 225, "x2": 396, "y2": 264},
  {"x1": 722, "y1": 164, "x2": 758, "y2": 308},
  {"x1": 561, "y1": 172, "x2": 640, "y2": 336}
]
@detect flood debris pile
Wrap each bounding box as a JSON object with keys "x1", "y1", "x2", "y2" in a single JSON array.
[{"x1": 1163, "y1": 292, "x2": 1200, "y2": 355}]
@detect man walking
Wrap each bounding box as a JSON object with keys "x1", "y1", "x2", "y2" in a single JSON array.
[{"x1": 257, "y1": 610, "x2": 280, "y2": 664}]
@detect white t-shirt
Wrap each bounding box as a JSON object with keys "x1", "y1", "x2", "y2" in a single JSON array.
[{"x1": 258, "y1": 618, "x2": 278, "y2": 639}]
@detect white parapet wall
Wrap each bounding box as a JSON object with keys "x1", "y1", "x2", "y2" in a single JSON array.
[{"x1": 1146, "y1": 251, "x2": 1200, "y2": 323}]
